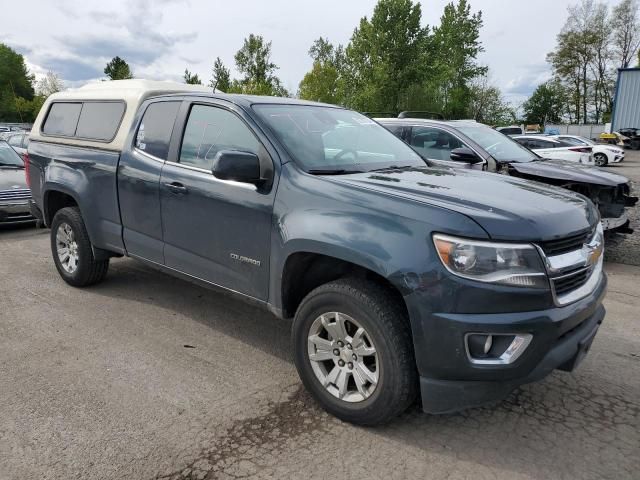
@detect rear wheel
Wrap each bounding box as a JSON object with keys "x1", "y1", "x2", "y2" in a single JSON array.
[
  {"x1": 50, "y1": 207, "x2": 109, "y2": 287},
  {"x1": 593, "y1": 153, "x2": 608, "y2": 167},
  {"x1": 632, "y1": 139, "x2": 640, "y2": 150},
  {"x1": 292, "y1": 278, "x2": 417, "y2": 425}
]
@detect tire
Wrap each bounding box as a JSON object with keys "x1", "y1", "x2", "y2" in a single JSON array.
[
  {"x1": 50, "y1": 207, "x2": 109, "y2": 287},
  {"x1": 292, "y1": 278, "x2": 417, "y2": 425},
  {"x1": 632, "y1": 140, "x2": 640, "y2": 151},
  {"x1": 593, "y1": 153, "x2": 608, "y2": 167}
]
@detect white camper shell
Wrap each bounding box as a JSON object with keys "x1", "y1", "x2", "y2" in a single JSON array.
[{"x1": 30, "y1": 80, "x2": 213, "y2": 151}]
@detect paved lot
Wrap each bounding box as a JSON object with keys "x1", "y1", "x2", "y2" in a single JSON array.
[{"x1": 0, "y1": 222, "x2": 639, "y2": 480}]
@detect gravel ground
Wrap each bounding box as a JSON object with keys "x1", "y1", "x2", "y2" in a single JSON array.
[{"x1": 603, "y1": 149, "x2": 640, "y2": 265}]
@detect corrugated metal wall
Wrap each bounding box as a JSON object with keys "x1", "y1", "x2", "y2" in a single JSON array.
[{"x1": 612, "y1": 68, "x2": 640, "y2": 131}]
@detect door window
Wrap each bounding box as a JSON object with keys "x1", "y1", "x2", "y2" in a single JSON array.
[
  {"x1": 135, "y1": 101, "x2": 181, "y2": 160},
  {"x1": 179, "y1": 105, "x2": 260, "y2": 170},
  {"x1": 409, "y1": 126, "x2": 469, "y2": 160}
]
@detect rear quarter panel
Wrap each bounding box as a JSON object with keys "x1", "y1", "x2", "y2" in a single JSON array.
[{"x1": 28, "y1": 140, "x2": 125, "y2": 253}]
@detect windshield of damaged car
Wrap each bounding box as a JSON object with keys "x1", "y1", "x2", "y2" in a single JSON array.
[
  {"x1": 253, "y1": 104, "x2": 426, "y2": 173},
  {"x1": 0, "y1": 142, "x2": 24, "y2": 167},
  {"x1": 456, "y1": 125, "x2": 540, "y2": 163}
]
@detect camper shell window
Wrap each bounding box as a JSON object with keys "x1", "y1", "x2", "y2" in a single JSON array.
[{"x1": 42, "y1": 101, "x2": 126, "y2": 142}]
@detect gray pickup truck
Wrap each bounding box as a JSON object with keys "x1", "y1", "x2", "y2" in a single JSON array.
[{"x1": 27, "y1": 80, "x2": 606, "y2": 425}]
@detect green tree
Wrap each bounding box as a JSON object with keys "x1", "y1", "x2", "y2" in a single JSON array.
[
  {"x1": 467, "y1": 74, "x2": 514, "y2": 125},
  {"x1": 36, "y1": 71, "x2": 64, "y2": 97},
  {"x1": 431, "y1": 0, "x2": 487, "y2": 119},
  {"x1": 342, "y1": 0, "x2": 428, "y2": 112},
  {"x1": 0, "y1": 43, "x2": 35, "y2": 121},
  {"x1": 209, "y1": 57, "x2": 231, "y2": 92},
  {"x1": 611, "y1": 0, "x2": 640, "y2": 68},
  {"x1": 232, "y1": 34, "x2": 288, "y2": 96},
  {"x1": 522, "y1": 81, "x2": 566, "y2": 126},
  {"x1": 183, "y1": 69, "x2": 202, "y2": 85},
  {"x1": 104, "y1": 56, "x2": 133, "y2": 80},
  {"x1": 298, "y1": 38, "x2": 344, "y2": 104}
]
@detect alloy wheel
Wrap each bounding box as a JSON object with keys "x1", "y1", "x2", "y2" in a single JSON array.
[
  {"x1": 56, "y1": 222, "x2": 79, "y2": 274},
  {"x1": 307, "y1": 312, "x2": 379, "y2": 402},
  {"x1": 594, "y1": 153, "x2": 607, "y2": 167}
]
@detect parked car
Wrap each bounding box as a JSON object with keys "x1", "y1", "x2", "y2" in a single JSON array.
[
  {"x1": 5, "y1": 132, "x2": 29, "y2": 159},
  {"x1": 512, "y1": 135, "x2": 592, "y2": 164},
  {"x1": 28, "y1": 80, "x2": 607, "y2": 425},
  {"x1": 0, "y1": 141, "x2": 34, "y2": 225},
  {"x1": 496, "y1": 125, "x2": 523, "y2": 136},
  {"x1": 618, "y1": 128, "x2": 640, "y2": 150},
  {"x1": 378, "y1": 118, "x2": 637, "y2": 234},
  {"x1": 551, "y1": 134, "x2": 625, "y2": 167}
]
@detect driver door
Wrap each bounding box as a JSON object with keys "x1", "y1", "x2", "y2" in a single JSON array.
[
  {"x1": 159, "y1": 102, "x2": 276, "y2": 300},
  {"x1": 408, "y1": 126, "x2": 483, "y2": 170}
]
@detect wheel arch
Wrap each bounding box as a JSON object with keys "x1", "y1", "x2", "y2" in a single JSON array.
[{"x1": 277, "y1": 246, "x2": 409, "y2": 321}]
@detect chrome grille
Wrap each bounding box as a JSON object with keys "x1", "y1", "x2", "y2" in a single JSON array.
[
  {"x1": 539, "y1": 228, "x2": 593, "y2": 256},
  {"x1": 551, "y1": 267, "x2": 591, "y2": 296},
  {"x1": 0, "y1": 188, "x2": 31, "y2": 202}
]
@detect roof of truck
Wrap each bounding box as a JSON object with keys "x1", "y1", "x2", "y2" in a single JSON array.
[{"x1": 29, "y1": 80, "x2": 342, "y2": 151}]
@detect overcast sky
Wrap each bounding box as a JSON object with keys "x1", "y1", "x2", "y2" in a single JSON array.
[{"x1": 2, "y1": 0, "x2": 588, "y2": 105}]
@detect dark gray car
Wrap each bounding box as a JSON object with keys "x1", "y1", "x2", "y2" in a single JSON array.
[
  {"x1": 0, "y1": 141, "x2": 33, "y2": 225},
  {"x1": 379, "y1": 118, "x2": 638, "y2": 234}
]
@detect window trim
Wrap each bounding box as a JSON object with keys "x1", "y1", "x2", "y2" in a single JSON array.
[{"x1": 40, "y1": 99, "x2": 126, "y2": 143}]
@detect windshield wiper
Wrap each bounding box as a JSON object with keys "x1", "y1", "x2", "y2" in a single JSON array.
[
  {"x1": 369, "y1": 165, "x2": 415, "y2": 172},
  {"x1": 307, "y1": 168, "x2": 365, "y2": 175},
  {"x1": 0, "y1": 163, "x2": 23, "y2": 168}
]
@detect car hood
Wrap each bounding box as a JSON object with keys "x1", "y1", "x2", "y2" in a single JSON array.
[
  {"x1": 330, "y1": 167, "x2": 598, "y2": 241},
  {"x1": 507, "y1": 159, "x2": 628, "y2": 186},
  {"x1": 0, "y1": 168, "x2": 28, "y2": 191}
]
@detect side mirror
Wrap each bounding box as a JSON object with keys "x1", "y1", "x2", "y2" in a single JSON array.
[
  {"x1": 450, "y1": 147, "x2": 483, "y2": 164},
  {"x1": 211, "y1": 150, "x2": 261, "y2": 184}
]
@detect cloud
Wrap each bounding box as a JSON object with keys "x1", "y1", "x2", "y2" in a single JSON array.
[
  {"x1": 33, "y1": 56, "x2": 104, "y2": 81},
  {"x1": 504, "y1": 63, "x2": 552, "y2": 97}
]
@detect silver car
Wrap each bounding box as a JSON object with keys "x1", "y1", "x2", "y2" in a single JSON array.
[
  {"x1": 0, "y1": 141, "x2": 33, "y2": 225},
  {"x1": 5, "y1": 132, "x2": 29, "y2": 159}
]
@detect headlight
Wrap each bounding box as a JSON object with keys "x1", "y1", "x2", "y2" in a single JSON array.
[{"x1": 433, "y1": 234, "x2": 548, "y2": 288}]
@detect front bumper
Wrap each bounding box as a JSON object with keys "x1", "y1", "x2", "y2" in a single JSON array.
[
  {"x1": 407, "y1": 271, "x2": 607, "y2": 414},
  {"x1": 0, "y1": 201, "x2": 34, "y2": 224}
]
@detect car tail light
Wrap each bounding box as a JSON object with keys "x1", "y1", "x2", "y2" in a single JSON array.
[
  {"x1": 23, "y1": 152, "x2": 31, "y2": 188},
  {"x1": 569, "y1": 147, "x2": 592, "y2": 153}
]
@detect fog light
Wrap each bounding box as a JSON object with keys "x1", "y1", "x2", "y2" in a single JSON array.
[
  {"x1": 467, "y1": 334, "x2": 493, "y2": 358},
  {"x1": 465, "y1": 333, "x2": 532, "y2": 365}
]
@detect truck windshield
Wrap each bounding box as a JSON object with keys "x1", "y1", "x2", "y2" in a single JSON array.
[
  {"x1": 456, "y1": 124, "x2": 539, "y2": 163},
  {"x1": 0, "y1": 142, "x2": 24, "y2": 167},
  {"x1": 253, "y1": 104, "x2": 426, "y2": 173}
]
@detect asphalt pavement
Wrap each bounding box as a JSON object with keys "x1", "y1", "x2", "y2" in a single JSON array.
[{"x1": 0, "y1": 155, "x2": 639, "y2": 479}]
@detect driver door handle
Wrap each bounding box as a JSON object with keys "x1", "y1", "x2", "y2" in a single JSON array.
[{"x1": 164, "y1": 182, "x2": 188, "y2": 194}]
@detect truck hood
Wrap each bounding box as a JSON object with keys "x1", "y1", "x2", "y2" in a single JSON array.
[
  {"x1": 507, "y1": 159, "x2": 628, "y2": 187},
  {"x1": 330, "y1": 167, "x2": 598, "y2": 241},
  {"x1": 0, "y1": 168, "x2": 28, "y2": 191}
]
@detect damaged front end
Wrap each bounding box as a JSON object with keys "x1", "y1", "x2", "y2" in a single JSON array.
[{"x1": 505, "y1": 161, "x2": 638, "y2": 234}]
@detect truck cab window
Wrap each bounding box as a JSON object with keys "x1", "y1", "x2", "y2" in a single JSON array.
[
  {"x1": 135, "y1": 101, "x2": 181, "y2": 160},
  {"x1": 179, "y1": 105, "x2": 260, "y2": 171}
]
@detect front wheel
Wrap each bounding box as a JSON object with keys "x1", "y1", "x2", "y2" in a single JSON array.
[
  {"x1": 292, "y1": 278, "x2": 417, "y2": 425},
  {"x1": 593, "y1": 153, "x2": 608, "y2": 167},
  {"x1": 50, "y1": 207, "x2": 109, "y2": 287}
]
